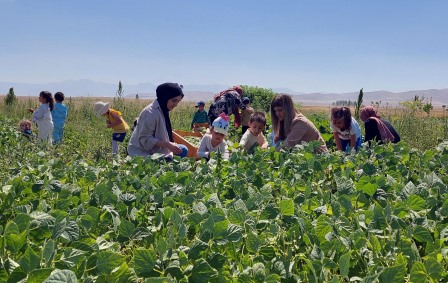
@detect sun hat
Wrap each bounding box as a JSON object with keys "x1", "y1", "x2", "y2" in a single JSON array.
[
  {"x1": 212, "y1": 113, "x2": 230, "y2": 136},
  {"x1": 94, "y1": 101, "x2": 110, "y2": 117},
  {"x1": 195, "y1": 101, "x2": 205, "y2": 107}
]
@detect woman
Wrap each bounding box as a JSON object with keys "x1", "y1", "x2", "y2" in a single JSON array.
[
  {"x1": 127, "y1": 82, "x2": 187, "y2": 158},
  {"x1": 270, "y1": 94, "x2": 327, "y2": 152},
  {"x1": 360, "y1": 106, "x2": 400, "y2": 144}
]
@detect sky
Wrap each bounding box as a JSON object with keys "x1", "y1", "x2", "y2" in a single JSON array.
[{"x1": 1, "y1": 0, "x2": 447, "y2": 93}]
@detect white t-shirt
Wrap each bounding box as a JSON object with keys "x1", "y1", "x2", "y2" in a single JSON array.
[
  {"x1": 239, "y1": 129, "x2": 267, "y2": 152},
  {"x1": 330, "y1": 117, "x2": 361, "y2": 140},
  {"x1": 197, "y1": 134, "x2": 229, "y2": 159}
]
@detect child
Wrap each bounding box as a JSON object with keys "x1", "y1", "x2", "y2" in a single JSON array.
[
  {"x1": 94, "y1": 101, "x2": 130, "y2": 155},
  {"x1": 29, "y1": 91, "x2": 54, "y2": 144},
  {"x1": 239, "y1": 112, "x2": 268, "y2": 153},
  {"x1": 52, "y1": 91, "x2": 68, "y2": 144},
  {"x1": 191, "y1": 101, "x2": 209, "y2": 131},
  {"x1": 18, "y1": 119, "x2": 33, "y2": 140},
  {"x1": 197, "y1": 113, "x2": 230, "y2": 160},
  {"x1": 330, "y1": 106, "x2": 362, "y2": 152},
  {"x1": 240, "y1": 97, "x2": 254, "y2": 134}
]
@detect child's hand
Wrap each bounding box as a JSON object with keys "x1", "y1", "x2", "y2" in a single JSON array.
[{"x1": 28, "y1": 108, "x2": 34, "y2": 113}]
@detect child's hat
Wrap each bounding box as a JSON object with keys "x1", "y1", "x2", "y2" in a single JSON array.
[
  {"x1": 212, "y1": 113, "x2": 230, "y2": 136},
  {"x1": 242, "y1": 97, "x2": 250, "y2": 104},
  {"x1": 195, "y1": 101, "x2": 205, "y2": 107},
  {"x1": 94, "y1": 101, "x2": 110, "y2": 117}
]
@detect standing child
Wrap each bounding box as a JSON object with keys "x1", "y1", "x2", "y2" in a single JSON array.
[
  {"x1": 29, "y1": 91, "x2": 54, "y2": 144},
  {"x1": 330, "y1": 106, "x2": 362, "y2": 152},
  {"x1": 94, "y1": 101, "x2": 130, "y2": 155},
  {"x1": 52, "y1": 92, "x2": 68, "y2": 144},
  {"x1": 240, "y1": 97, "x2": 254, "y2": 135},
  {"x1": 197, "y1": 113, "x2": 230, "y2": 160},
  {"x1": 18, "y1": 119, "x2": 33, "y2": 140},
  {"x1": 239, "y1": 112, "x2": 268, "y2": 153},
  {"x1": 191, "y1": 101, "x2": 209, "y2": 131}
]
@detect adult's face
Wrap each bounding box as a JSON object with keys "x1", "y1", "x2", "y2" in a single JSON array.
[
  {"x1": 167, "y1": 95, "x2": 183, "y2": 111},
  {"x1": 274, "y1": 106, "x2": 284, "y2": 121}
]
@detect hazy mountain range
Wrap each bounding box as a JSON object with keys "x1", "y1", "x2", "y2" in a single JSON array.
[{"x1": 1, "y1": 79, "x2": 446, "y2": 106}]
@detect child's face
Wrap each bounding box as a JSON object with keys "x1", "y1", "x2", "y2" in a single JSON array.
[
  {"x1": 249, "y1": 121, "x2": 265, "y2": 136},
  {"x1": 38, "y1": 95, "x2": 45, "y2": 103},
  {"x1": 211, "y1": 129, "x2": 226, "y2": 144},
  {"x1": 274, "y1": 106, "x2": 284, "y2": 121},
  {"x1": 198, "y1": 105, "x2": 205, "y2": 111},
  {"x1": 332, "y1": 118, "x2": 345, "y2": 130},
  {"x1": 167, "y1": 95, "x2": 183, "y2": 111},
  {"x1": 20, "y1": 123, "x2": 29, "y2": 131}
]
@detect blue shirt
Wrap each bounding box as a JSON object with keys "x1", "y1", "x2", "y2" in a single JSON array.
[{"x1": 52, "y1": 102, "x2": 68, "y2": 127}]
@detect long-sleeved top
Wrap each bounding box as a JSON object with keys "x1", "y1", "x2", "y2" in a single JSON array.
[
  {"x1": 52, "y1": 102, "x2": 68, "y2": 128},
  {"x1": 240, "y1": 129, "x2": 267, "y2": 152},
  {"x1": 281, "y1": 113, "x2": 327, "y2": 152},
  {"x1": 127, "y1": 100, "x2": 172, "y2": 157},
  {"x1": 191, "y1": 110, "x2": 209, "y2": 128},
  {"x1": 197, "y1": 134, "x2": 229, "y2": 159},
  {"x1": 364, "y1": 118, "x2": 400, "y2": 144},
  {"x1": 32, "y1": 103, "x2": 53, "y2": 124}
]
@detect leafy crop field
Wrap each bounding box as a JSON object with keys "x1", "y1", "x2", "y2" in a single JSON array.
[{"x1": 1, "y1": 97, "x2": 448, "y2": 282}]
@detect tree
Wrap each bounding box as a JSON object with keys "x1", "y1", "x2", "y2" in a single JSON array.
[
  {"x1": 240, "y1": 85, "x2": 276, "y2": 113},
  {"x1": 354, "y1": 88, "x2": 364, "y2": 119},
  {"x1": 116, "y1": 81, "x2": 124, "y2": 100},
  {"x1": 4, "y1": 87, "x2": 17, "y2": 106}
]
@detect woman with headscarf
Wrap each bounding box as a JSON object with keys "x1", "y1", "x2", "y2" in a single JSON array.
[
  {"x1": 127, "y1": 82, "x2": 187, "y2": 158},
  {"x1": 360, "y1": 106, "x2": 400, "y2": 145}
]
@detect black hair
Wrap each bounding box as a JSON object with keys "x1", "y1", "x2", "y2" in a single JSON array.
[
  {"x1": 249, "y1": 111, "x2": 267, "y2": 125},
  {"x1": 331, "y1": 106, "x2": 352, "y2": 130},
  {"x1": 40, "y1": 91, "x2": 54, "y2": 111},
  {"x1": 54, "y1": 92, "x2": 65, "y2": 102}
]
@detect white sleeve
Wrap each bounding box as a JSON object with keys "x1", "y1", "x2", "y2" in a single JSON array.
[
  {"x1": 239, "y1": 130, "x2": 250, "y2": 149},
  {"x1": 32, "y1": 104, "x2": 45, "y2": 122},
  {"x1": 197, "y1": 135, "x2": 210, "y2": 159},
  {"x1": 220, "y1": 141, "x2": 229, "y2": 160}
]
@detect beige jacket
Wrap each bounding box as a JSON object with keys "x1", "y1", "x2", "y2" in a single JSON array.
[{"x1": 283, "y1": 113, "x2": 327, "y2": 152}]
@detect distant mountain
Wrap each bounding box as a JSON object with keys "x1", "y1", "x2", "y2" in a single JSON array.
[{"x1": 1, "y1": 80, "x2": 446, "y2": 105}]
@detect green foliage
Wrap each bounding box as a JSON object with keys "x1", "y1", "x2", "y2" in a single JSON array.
[
  {"x1": 241, "y1": 85, "x2": 276, "y2": 112},
  {"x1": 4, "y1": 87, "x2": 17, "y2": 106}
]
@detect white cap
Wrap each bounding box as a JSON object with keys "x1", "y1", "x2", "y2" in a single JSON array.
[
  {"x1": 93, "y1": 101, "x2": 110, "y2": 117},
  {"x1": 212, "y1": 113, "x2": 229, "y2": 135}
]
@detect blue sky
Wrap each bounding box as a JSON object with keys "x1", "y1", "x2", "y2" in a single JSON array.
[{"x1": 1, "y1": 0, "x2": 447, "y2": 93}]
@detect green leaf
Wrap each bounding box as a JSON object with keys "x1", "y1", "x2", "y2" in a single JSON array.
[
  {"x1": 42, "y1": 269, "x2": 77, "y2": 283},
  {"x1": 410, "y1": 261, "x2": 427, "y2": 283},
  {"x1": 118, "y1": 218, "x2": 136, "y2": 238},
  {"x1": 426, "y1": 258, "x2": 443, "y2": 281},
  {"x1": 226, "y1": 224, "x2": 243, "y2": 242},
  {"x1": 96, "y1": 251, "x2": 125, "y2": 275},
  {"x1": 413, "y1": 226, "x2": 433, "y2": 243},
  {"x1": 259, "y1": 245, "x2": 276, "y2": 261},
  {"x1": 17, "y1": 246, "x2": 40, "y2": 273},
  {"x1": 188, "y1": 240, "x2": 208, "y2": 260},
  {"x1": 6, "y1": 267, "x2": 26, "y2": 283},
  {"x1": 279, "y1": 199, "x2": 294, "y2": 216},
  {"x1": 28, "y1": 268, "x2": 53, "y2": 283},
  {"x1": 133, "y1": 248, "x2": 157, "y2": 277},
  {"x1": 260, "y1": 204, "x2": 279, "y2": 220},
  {"x1": 5, "y1": 231, "x2": 27, "y2": 254},
  {"x1": 43, "y1": 239, "x2": 56, "y2": 266},
  {"x1": 356, "y1": 176, "x2": 378, "y2": 197},
  {"x1": 338, "y1": 251, "x2": 351, "y2": 277},
  {"x1": 379, "y1": 264, "x2": 406, "y2": 283},
  {"x1": 190, "y1": 259, "x2": 218, "y2": 282},
  {"x1": 407, "y1": 195, "x2": 425, "y2": 211},
  {"x1": 245, "y1": 232, "x2": 260, "y2": 253}
]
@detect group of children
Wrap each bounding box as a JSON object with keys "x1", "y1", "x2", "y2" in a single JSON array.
[{"x1": 19, "y1": 91, "x2": 68, "y2": 144}]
